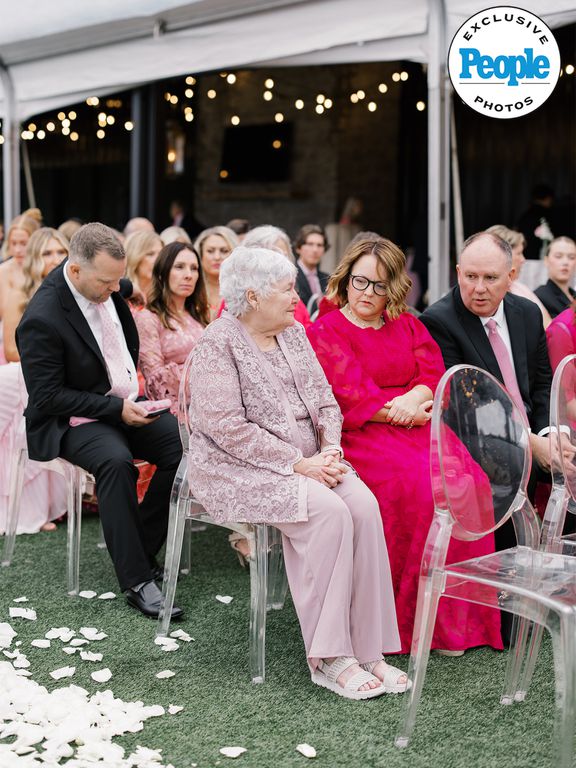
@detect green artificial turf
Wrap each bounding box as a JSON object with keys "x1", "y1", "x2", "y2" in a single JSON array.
[{"x1": 0, "y1": 516, "x2": 560, "y2": 767}]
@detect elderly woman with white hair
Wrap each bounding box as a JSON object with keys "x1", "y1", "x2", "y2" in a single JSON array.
[
  {"x1": 242, "y1": 225, "x2": 311, "y2": 326},
  {"x1": 186, "y1": 245, "x2": 406, "y2": 700}
]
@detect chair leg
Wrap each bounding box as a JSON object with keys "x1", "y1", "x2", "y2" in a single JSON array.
[
  {"x1": 501, "y1": 613, "x2": 532, "y2": 705},
  {"x1": 157, "y1": 497, "x2": 187, "y2": 637},
  {"x1": 515, "y1": 621, "x2": 546, "y2": 703},
  {"x1": 66, "y1": 466, "x2": 84, "y2": 596},
  {"x1": 550, "y1": 614, "x2": 576, "y2": 768},
  {"x1": 179, "y1": 518, "x2": 192, "y2": 576},
  {"x1": 2, "y1": 447, "x2": 27, "y2": 567},
  {"x1": 249, "y1": 526, "x2": 269, "y2": 684},
  {"x1": 395, "y1": 576, "x2": 443, "y2": 749},
  {"x1": 267, "y1": 527, "x2": 288, "y2": 611}
]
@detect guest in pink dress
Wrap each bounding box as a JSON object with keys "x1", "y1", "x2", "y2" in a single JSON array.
[
  {"x1": 136, "y1": 242, "x2": 209, "y2": 412},
  {"x1": 546, "y1": 305, "x2": 576, "y2": 372},
  {"x1": 307, "y1": 236, "x2": 503, "y2": 654},
  {"x1": 187, "y1": 245, "x2": 406, "y2": 700}
]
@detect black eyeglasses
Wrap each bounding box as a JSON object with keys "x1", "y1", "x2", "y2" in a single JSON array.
[{"x1": 349, "y1": 274, "x2": 387, "y2": 296}]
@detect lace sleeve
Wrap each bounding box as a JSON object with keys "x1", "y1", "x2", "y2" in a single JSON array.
[{"x1": 135, "y1": 310, "x2": 182, "y2": 403}]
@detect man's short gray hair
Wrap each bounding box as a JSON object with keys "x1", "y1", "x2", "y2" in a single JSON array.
[
  {"x1": 460, "y1": 231, "x2": 513, "y2": 269},
  {"x1": 242, "y1": 225, "x2": 294, "y2": 259},
  {"x1": 220, "y1": 246, "x2": 297, "y2": 317},
  {"x1": 69, "y1": 223, "x2": 125, "y2": 264}
]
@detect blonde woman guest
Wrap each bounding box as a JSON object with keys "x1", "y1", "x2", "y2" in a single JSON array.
[
  {"x1": 0, "y1": 215, "x2": 40, "y2": 323},
  {"x1": 125, "y1": 230, "x2": 163, "y2": 303},
  {"x1": 535, "y1": 237, "x2": 576, "y2": 318},
  {"x1": 160, "y1": 226, "x2": 192, "y2": 247},
  {"x1": 307, "y1": 237, "x2": 503, "y2": 654},
  {"x1": 486, "y1": 224, "x2": 551, "y2": 328},
  {"x1": 136, "y1": 243, "x2": 209, "y2": 412},
  {"x1": 187, "y1": 245, "x2": 406, "y2": 699},
  {"x1": 0, "y1": 228, "x2": 68, "y2": 533},
  {"x1": 193, "y1": 226, "x2": 238, "y2": 321}
]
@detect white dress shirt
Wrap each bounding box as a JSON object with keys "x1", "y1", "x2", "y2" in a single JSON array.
[{"x1": 64, "y1": 263, "x2": 138, "y2": 400}]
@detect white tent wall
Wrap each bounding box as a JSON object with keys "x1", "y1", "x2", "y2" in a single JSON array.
[{"x1": 0, "y1": 1, "x2": 574, "y2": 298}]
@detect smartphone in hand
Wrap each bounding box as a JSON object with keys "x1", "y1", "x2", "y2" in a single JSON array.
[{"x1": 140, "y1": 399, "x2": 172, "y2": 418}]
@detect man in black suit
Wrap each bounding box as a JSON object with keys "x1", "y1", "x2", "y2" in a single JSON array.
[
  {"x1": 16, "y1": 222, "x2": 182, "y2": 619},
  {"x1": 421, "y1": 231, "x2": 553, "y2": 476},
  {"x1": 294, "y1": 224, "x2": 330, "y2": 312}
]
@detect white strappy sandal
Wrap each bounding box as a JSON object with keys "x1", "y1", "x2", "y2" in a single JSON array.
[
  {"x1": 360, "y1": 658, "x2": 410, "y2": 693},
  {"x1": 311, "y1": 656, "x2": 385, "y2": 700}
]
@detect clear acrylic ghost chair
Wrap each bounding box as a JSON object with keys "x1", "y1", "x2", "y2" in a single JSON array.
[
  {"x1": 511, "y1": 354, "x2": 576, "y2": 701},
  {"x1": 395, "y1": 364, "x2": 576, "y2": 768},
  {"x1": 156, "y1": 355, "x2": 288, "y2": 683},
  {"x1": 3, "y1": 421, "x2": 87, "y2": 596}
]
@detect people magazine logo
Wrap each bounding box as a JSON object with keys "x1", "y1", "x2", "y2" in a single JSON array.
[{"x1": 448, "y1": 6, "x2": 561, "y2": 119}]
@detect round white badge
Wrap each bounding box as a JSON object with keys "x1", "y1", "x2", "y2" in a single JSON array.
[{"x1": 448, "y1": 6, "x2": 561, "y2": 119}]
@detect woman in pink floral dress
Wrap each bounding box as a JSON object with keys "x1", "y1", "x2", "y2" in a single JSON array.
[{"x1": 136, "y1": 243, "x2": 209, "y2": 412}]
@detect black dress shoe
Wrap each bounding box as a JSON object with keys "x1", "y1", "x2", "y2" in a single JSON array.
[{"x1": 125, "y1": 580, "x2": 183, "y2": 619}]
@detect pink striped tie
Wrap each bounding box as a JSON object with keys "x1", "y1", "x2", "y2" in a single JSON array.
[
  {"x1": 95, "y1": 302, "x2": 133, "y2": 399},
  {"x1": 486, "y1": 319, "x2": 527, "y2": 418}
]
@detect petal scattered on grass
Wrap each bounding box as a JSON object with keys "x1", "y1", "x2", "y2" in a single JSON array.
[
  {"x1": 169, "y1": 629, "x2": 193, "y2": 642},
  {"x1": 296, "y1": 743, "x2": 317, "y2": 758},
  {"x1": 9, "y1": 607, "x2": 37, "y2": 621},
  {"x1": 78, "y1": 590, "x2": 98, "y2": 599},
  {"x1": 45, "y1": 627, "x2": 75, "y2": 642},
  {"x1": 50, "y1": 666, "x2": 76, "y2": 680},
  {"x1": 168, "y1": 705, "x2": 183, "y2": 715},
  {"x1": 13, "y1": 596, "x2": 28, "y2": 603},
  {"x1": 80, "y1": 627, "x2": 108, "y2": 641},
  {"x1": 155, "y1": 670, "x2": 175, "y2": 679},
  {"x1": 220, "y1": 746, "x2": 247, "y2": 758},
  {"x1": 91, "y1": 668, "x2": 112, "y2": 683},
  {"x1": 31, "y1": 639, "x2": 50, "y2": 649},
  {"x1": 63, "y1": 647, "x2": 78, "y2": 655},
  {"x1": 80, "y1": 651, "x2": 103, "y2": 662},
  {"x1": 215, "y1": 595, "x2": 233, "y2": 604},
  {"x1": 98, "y1": 592, "x2": 117, "y2": 600},
  {"x1": 0, "y1": 623, "x2": 17, "y2": 649}
]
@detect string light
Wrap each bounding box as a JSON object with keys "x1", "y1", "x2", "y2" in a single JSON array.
[
  {"x1": 378, "y1": 83, "x2": 388, "y2": 93},
  {"x1": 164, "y1": 92, "x2": 172, "y2": 101},
  {"x1": 68, "y1": 111, "x2": 77, "y2": 119},
  {"x1": 167, "y1": 150, "x2": 176, "y2": 163},
  {"x1": 37, "y1": 130, "x2": 45, "y2": 140},
  {"x1": 57, "y1": 112, "x2": 66, "y2": 121},
  {"x1": 316, "y1": 94, "x2": 325, "y2": 104},
  {"x1": 263, "y1": 90, "x2": 273, "y2": 101},
  {"x1": 169, "y1": 95, "x2": 178, "y2": 104},
  {"x1": 97, "y1": 129, "x2": 105, "y2": 139},
  {"x1": 207, "y1": 89, "x2": 216, "y2": 99},
  {"x1": 86, "y1": 96, "x2": 99, "y2": 106},
  {"x1": 185, "y1": 76, "x2": 196, "y2": 85},
  {"x1": 106, "y1": 115, "x2": 115, "y2": 125},
  {"x1": 231, "y1": 115, "x2": 240, "y2": 126},
  {"x1": 416, "y1": 101, "x2": 426, "y2": 111},
  {"x1": 185, "y1": 88, "x2": 194, "y2": 98},
  {"x1": 98, "y1": 112, "x2": 107, "y2": 122},
  {"x1": 324, "y1": 98, "x2": 333, "y2": 109},
  {"x1": 62, "y1": 127, "x2": 70, "y2": 136},
  {"x1": 295, "y1": 99, "x2": 304, "y2": 109},
  {"x1": 219, "y1": 169, "x2": 229, "y2": 179},
  {"x1": 400, "y1": 71, "x2": 409, "y2": 81},
  {"x1": 272, "y1": 140, "x2": 282, "y2": 149},
  {"x1": 265, "y1": 78, "x2": 274, "y2": 89},
  {"x1": 0, "y1": 136, "x2": 4, "y2": 145},
  {"x1": 350, "y1": 93, "x2": 359, "y2": 104},
  {"x1": 392, "y1": 72, "x2": 401, "y2": 82},
  {"x1": 315, "y1": 104, "x2": 324, "y2": 114},
  {"x1": 274, "y1": 112, "x2": 284, "y2": 123},
  {"x1": 124, "y1": 121, "x2": 134, "y2": 131},
  {"x1": 356, "y1": 90, "x2": 365, "y2": 100},
  {"x1": 226, "y1": 73, "x2": 236, "y2": 84},
  {"x1": 46, "y1": 122, "x2": 56, "y2": 132},
  {"x1": 70, "y1": 132, "x2": 79, "y2": 141},
  {"x1": 566, "y1": 64, "x2": 575, "y2": 75},
  {"x1": 185, "y1": 112, "x2": 194, "y2": 122},
  {"x1": 61, "y1": 118, "x2": 70, "y2": 128},
  {"x1": 367, "y1": 101, "x2": 377, "y2": 112}
]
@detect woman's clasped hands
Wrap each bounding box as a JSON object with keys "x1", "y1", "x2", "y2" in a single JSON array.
[{"x1": 294, "y1": 451, "x2": 348, "y2": 488}]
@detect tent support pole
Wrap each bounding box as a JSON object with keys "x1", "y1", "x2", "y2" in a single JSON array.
[
  {"x1": 129, "y1": 87, "x2": 144, "y2": 218},
  {"x1": 0, "y1": 62, "x2": 20, "y2": 223},
  {"x1": 427, "y1": 0, "x2": 450, "y2": 303}
]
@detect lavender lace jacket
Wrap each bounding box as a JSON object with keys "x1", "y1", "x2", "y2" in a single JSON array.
[{"x1": 187, "y1": 312, "x2": 342, "y2": 524}]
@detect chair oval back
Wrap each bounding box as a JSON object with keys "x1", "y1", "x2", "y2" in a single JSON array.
[
  {"x1": 431, "y1": 364, "x2": 531, "y2": 540},
  {"x1": 550, "y1": 353, "x2": 576, "y2": 500},
  {"x1": 176, "y1": 351, "x2": 195, "y2": 451}
]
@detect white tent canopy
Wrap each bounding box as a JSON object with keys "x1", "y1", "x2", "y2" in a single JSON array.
[{"x1": 0, "y1": 0, "x2": 574, "y2": 298}]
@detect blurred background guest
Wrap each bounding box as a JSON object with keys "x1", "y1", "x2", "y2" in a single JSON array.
[
  {"x1": 0, "y1": 214, "x2": 40, "y2": 323},
  {"x1": 58, "y1": 218, "x2": 83, "y2": 243},
  {"x1": 226, "y1": 218, "x2": 251, "y2": 242},
  {"x1": 136, "y1": 242, "x2": 209, "y2": 412},
  {"x1": 486, "y1": 224, "x2": 551, "y2": 328},
  {"x1": 294, "y1": 224, "x2": 330, "y2": 315},
  {"x1": 125, "y1": 230, "x2": 163, "y2": 305},
  {"x1": 124, "y1": 216, "x2": 155, "y2": 238},
  {"x1": 308, "y1": 236, "x2": 503, "y2": 654},
  {"x1": 160, "y1": 226, "x2": 192, "y2": 247},
  {"x1": 193, "y1": 226, "x2": 238, "y2": 321},
  {"x1": 168, "y1": 199, "x2": 203, "y2": 240},
  {"x1": 534, "y1": 237, "x2": 576, "y2": 318}
]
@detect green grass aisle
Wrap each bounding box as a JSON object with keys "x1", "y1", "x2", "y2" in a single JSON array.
[{"x1": 1, "y1": 516, "x2": 558, "y2": 767}]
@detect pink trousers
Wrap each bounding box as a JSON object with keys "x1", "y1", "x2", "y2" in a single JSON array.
[{"x1": 274, "y1": 471, "x2": 401, "y2": 671}]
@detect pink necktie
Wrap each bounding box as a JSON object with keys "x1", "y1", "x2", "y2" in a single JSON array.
[
  {"x1": 95, "y1": 302, "x2": 133, "y2": 399},
  {"x1": 307, "y1": 270, "x2": 322, "y2": 297},
  {"x1": 486, "y1": 319, "x2": 527, "y2": 418}
]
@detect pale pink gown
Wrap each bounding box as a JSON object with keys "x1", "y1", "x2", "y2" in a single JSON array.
[
  {"x1": 135, "y1": 308, "x2": 204, "y2": 413},
  {"x1": 0, "y1": 363, "x2": 66, "y2": 534}
]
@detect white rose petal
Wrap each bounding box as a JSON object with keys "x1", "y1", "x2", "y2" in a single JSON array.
[
  {"x1": 90, "y1": 668, "x2": 112, "y2": 683},
  {"x1": 63, "y1": 647, "x2": 78, "y2": 655},
  {"x1": 80, "y1": 627, "x2": 107, "y2": 641},
  {"x1": 14, "y1": 668, "x2": 32, "y2": 677},
  {"x1": 296, "y1": 743, "x2": 317, "y2": 758},
  {"x1": 3, "y1": 650, "x2": 18, "y2": 658},
  {"x1": 170, "y1": 629, "x2": 193, "y2": 642},
  {"x1": 45, "y1": 627, "x2": 75, "y2": 642},
  {"x1": 78, "y1": 590, "x2": 98, "y2": 599},
  {"x1": 31, "y1": 639, "x2": 50, "y2": 649},
  {"x1": 215, "y1": 595, "x2": 233, "y2": 604},
  {"x1": 69, "y1": 638, "x2": 89, "y2": 647},
  {"x1": 80, "y1": 651, "x2": 103, "y2": 662},
  {"x1": 13, "y1": 596, "x2": 28, "y2": 603},
  {"x1": 155, "y1": 670, "x2": 175, "y2": 679},
  {"x1": 168, "y1": 705, "x2": 183, "y2": 714},
  {"x1": 13, "y1": 655, "x2": 30, "y2": 668},
  {"x1": 50, "y1": 666, "x2": 76, "y2": 680},
  {"x1": 98, "y1": 592, "x2": 116, "y2": 600},
  {"x1": 220, "y1": 746, "x2": 247, "y2": 758},
  {"x1": 9, "y1": 607, "x2": 37, "y2": 621},
  {"x1": 0, "y1": 622, "x2": 17, "y2": 649}
]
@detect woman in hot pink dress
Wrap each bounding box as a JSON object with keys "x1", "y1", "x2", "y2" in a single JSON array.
[
  {"x1": 307, "y1": 236, "x2": 503, "y2": 654},
  {"x1": 136, "y1": 242, "x2": 209, "y2": 413}
]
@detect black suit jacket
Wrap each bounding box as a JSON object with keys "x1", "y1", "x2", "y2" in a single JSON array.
[
  {"x1": 15, "y1": 262, "x2": 139, "y2": 462},
  {"x1": 420, "y1": 287, "x2": 552, "y2": 434},
  {"x1": 295, "y1": 264, "x2": 329, "y2": 308},
  {"x1": 534, "y1": 279, "x2": 576, "y2": 319}
]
